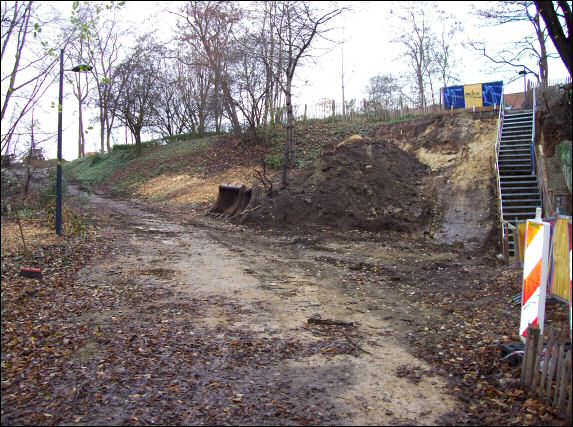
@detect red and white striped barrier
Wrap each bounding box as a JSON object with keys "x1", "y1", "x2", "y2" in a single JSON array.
[{"x1": 520, "y1": 219, "x2": 551, "y2": 341}]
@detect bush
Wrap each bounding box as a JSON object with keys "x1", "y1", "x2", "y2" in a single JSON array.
[
  {"x1": 46, "y1": 204, "x2": 88, "y2": 236},
  {"x1": 265, "y1": 153, "x2": 283, "y2": 170},
  {"x1": 38, "y1": 170, "x2": 68, "y2": 208},
  {"x1": 112, "y1": 144, "x2": 134, "y2": 152}
]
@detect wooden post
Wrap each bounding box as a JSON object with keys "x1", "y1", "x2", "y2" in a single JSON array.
[
  {"x1": 557, "y1": 349, "x2": 571, "y2": 413},
  {"x1": 531, "y1": 327, "x2": 545, "y2": 394},
  {"x1": 539, "y1": 326, "x2": 555, "y2": 399},
  {"x1": 521, "y1": 327, "x2": 532, "y2": 386},
  {"x1": 567, "y1": 368, "x2": 572, "y2": 422},
  {"x1": 545, "y1": 340, "x2": 558, "y2": 404},
  {"x1": 502, "y1": 223, "x2": 510, "y2": 263},
  {"x1": 553, "y1": 335, "x2": 566, "y2": 406},
  {"x1": 525, "y1": 328, "x2": 539, "y2": 388}
]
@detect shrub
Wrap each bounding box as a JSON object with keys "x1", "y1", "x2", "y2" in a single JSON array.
[{"x1": 265, "y1": 153, "x2": 283, "y2": 170}]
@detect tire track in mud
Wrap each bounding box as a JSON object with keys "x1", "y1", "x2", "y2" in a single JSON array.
[{"x1": 71, "y1": 189, "x2": 458, "y2": 425}]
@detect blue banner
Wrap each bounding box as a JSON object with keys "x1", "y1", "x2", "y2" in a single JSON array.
[
  {"x1": 443, "y1": 81, "x2": 503, "y2": 109},
  {"x1": 443, "y1": 85, "x2": 465, "y2": 110}
]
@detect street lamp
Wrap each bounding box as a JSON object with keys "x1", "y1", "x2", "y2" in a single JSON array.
[
  {"x1": 56, "y1": 48, "x2": 92, "y2": 236},
  {"x1": 518, "y1": 66, "x2": 535, "y2": 108}
]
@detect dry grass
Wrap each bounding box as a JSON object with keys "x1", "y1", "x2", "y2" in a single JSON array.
[
  {"x1": 134, "y1": 166, "x2": 276, "y2": 206},
  {"x1": 1, "y1": 218, "x2": 59, "y2": 256}
]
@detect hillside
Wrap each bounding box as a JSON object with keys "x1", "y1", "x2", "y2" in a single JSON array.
[
  {"x1": 65, "y1": 113, "x2": 498, "y2": 248},
  {"x1": 64, "y1": 119, "x2": 393, "y2": 206}
]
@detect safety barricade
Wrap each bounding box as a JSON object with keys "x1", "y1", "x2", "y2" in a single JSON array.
[
  {"x1": 549, "y1": 216, "x2": 572, "y2": 303},
  {"x1": 520, "y1": 218, "x2": 551, "y2": 341}
]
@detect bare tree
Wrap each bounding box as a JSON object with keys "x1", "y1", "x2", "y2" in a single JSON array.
[
  {"x1": 151, "y1": 60, "x2": 184, "y2": 138},
  {"x1": 535, "y1": 0, "x2": 572, "y2": 78},
  {"x1": 473, "y1": 1, "x2": 554, "y2": 84},
  {"x1": 229, "y1": 27, "x2": 271, "y2": 143},
  {"x1": 393, "y1": 5, "x2": 435, "y2": 109},
  {"x1": 175, "y1": 1, "x2": 243, "y2": 136},
  {"x1": 78, "y1": 1, "x2": 125, "y2": 153},
  {"x1": 266, "y1": 1, "x2": 343, "y2": 188},
  {"x1": 365, "y1": 74, "x2": 402, "y2": 113},
  {"x1": 433, "y1": 11, "x2": 462, "y2": 90},
  {"x1": 1, "y1": 1, "x2": 65, "y2": 156},
  {"x1": 113, "y1": 35, "x2": 162, "y2": 155}
]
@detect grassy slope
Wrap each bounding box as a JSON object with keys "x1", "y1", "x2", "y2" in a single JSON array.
[{"x1": 63, "y1": 116, "x2": 415, "y2": 201}]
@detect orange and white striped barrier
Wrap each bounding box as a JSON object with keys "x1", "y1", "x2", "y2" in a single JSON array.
[{"x1": 520, "y1": 218, "x2": 551, "y2": 341}]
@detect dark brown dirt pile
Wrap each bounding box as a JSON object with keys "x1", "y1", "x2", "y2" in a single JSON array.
[{"x1": 241, "y1": 138, "x2": 432, "y2": 232}]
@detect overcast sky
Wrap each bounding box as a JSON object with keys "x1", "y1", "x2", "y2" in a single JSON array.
[{"x1": 25, "y1": 1, "x2": 572, "y2": 160}]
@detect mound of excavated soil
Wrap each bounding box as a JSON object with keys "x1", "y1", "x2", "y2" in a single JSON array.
[
  {"x1": 375, "y1": 112, "x2": 499, "y2": 250},
  {"x1": 241, "y1": 138, "x2": 432, "y2": 232}
]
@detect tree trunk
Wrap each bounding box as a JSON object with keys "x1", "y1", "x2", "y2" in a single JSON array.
[
  {"x1": 221, "y1": 80, "x2": 242, "y2": 136},
  {"x1": 77, "y1": 85, "x2": 86, "y2": 158},
  {"x1": 134, "y1": 128, "x2": 142, "y2": 156},
  {"x1": 100, "y1": 112, "x2": 106, "y2": 154},
  {"x1": 535, "y1": 1, "x2": 572, "y2": 78},
  {"x1": 281, "y1": 75, "x2": 294, "y2": 188}
]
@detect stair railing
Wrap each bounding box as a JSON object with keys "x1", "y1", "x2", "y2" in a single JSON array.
[
  {"x1": 530, "y1": 88, "x2": 537, "y2": 176},
  {"x1": 495, "y1": 86, "x2": 506, "y2": 257}
]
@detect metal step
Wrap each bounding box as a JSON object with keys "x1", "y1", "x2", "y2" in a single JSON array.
[
  {"x1": 499, "y1": 166, "x2": 533, "y2": 172},
  {"x1": 502, "y1": 193, "x2": 541, "y2": 200},
  {"x1": 500, "y1": 182, "x2": 538, "y2": 188},
  {"x1": 500, "y1": 186, "x2": 540, "y2": 192},
  {"x1": 499, "y1": 157, "x2": 531, "y2": 166},
  {"x1": 500, "y1": 166, "x2": 532, "y2": 171},
  {"x1": 503, "y1": 201, "x2": 542, "y2": 208},
  {"x1": 503, "y1": 213, "x2": 538, "y2": 220},
  {"x1": 500, "y1": 178, "x2": 538, "y2": 183},
  {"x1": 499, "y1": 155, "x2": 531, "y2": 160},
  {"x1": 503, "y1": 205, "x2": 541, "y2": 213},
  {"x1": 501, "y1": 136, "x2": 533, "y2": 142},
  {"x1": 501, "y1": 140, "x2": 533, "y2": 145},
  {"x1": 499, "y1": 153, "x2": 531, "y2": 158},
  {"x1": 501, "y1": 127, "x2": 532, "y2": 133},
  {"x1": 502, "y1": 124, "x2": 532, "y2": 131},
  {"x1": 504, "y1": 110, "x2": 532, "y2": 117},
  {"x1": 502, "y1": 120, "x2": 532, "y2": 126},
  {"x1": 500, "y1": 175, "x2": 537, "y2": 180},
  {"x1": 500, "y1": 144, "x2": 531, "y2": 150}
]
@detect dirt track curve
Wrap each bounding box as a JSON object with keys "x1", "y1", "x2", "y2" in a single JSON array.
[{"x1": 62, "y1": 188, "x2": 458, "y2": 426}]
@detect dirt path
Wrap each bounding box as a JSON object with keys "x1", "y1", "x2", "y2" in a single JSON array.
[{"x1": 66, "y1": 189, "x2": 457, "y2": 425}]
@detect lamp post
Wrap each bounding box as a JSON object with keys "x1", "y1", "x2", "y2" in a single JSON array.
[
  {"x1": 518, "y1": 66, "x2": 533, "y2": 108},
  {"x1": 56, "y1": 48, "x2": 92, "y2": 236}
]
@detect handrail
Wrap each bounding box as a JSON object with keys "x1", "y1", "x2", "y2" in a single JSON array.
[
  {"x1": 531, "y1": 88, "x2": 537, "y2": 176},
  {"x1": 495, "y1": 85, "x2": 506, "y2": 255}
]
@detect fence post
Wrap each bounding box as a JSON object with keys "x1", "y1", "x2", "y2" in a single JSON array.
[{"x1": 525, "y1": 328, "x2": 540, "y2": 388}]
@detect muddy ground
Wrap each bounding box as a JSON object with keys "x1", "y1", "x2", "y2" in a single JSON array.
[
  {"x1": 2, "y1": 112, "x2": 570, "y2": 425},
  {"x1": 2, "y1": 185, "x2": 569, "y2": 426}
]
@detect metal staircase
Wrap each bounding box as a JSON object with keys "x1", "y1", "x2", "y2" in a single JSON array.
[{"x1": 496, "y1": 105, "x2": 542, "y2": 257}]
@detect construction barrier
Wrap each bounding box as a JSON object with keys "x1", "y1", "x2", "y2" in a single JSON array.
[
  {"x1": 520, "y1": 219, "x2": 551, "y2": 341},
  {"x1": 549, "y1": 216, "x2": 572, "y2": 303}
]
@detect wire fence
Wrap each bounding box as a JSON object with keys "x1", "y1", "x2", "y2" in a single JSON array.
[{"x1": 290, "y1": 99, "x2": 446, "y2": 123}]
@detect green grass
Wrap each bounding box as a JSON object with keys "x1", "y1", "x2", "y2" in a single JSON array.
[
  {"x1": 63, "y1": 114, "x2": 427, "y2": 191},
  {"x1": 63, "y1": 136, "x2": 214, "y2": 189},
  {"x1": 64, "y1": 149, "x2": 137, "y2": 185}
]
